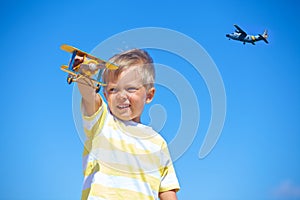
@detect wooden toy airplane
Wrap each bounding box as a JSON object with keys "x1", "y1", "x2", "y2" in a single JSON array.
[{"x1": 60, "y1": 44, "x2": 118, "y2": 92}]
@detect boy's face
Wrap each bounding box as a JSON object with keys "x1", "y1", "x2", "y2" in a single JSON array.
[{"x1": 104, "y1": 66, "x2": 155, "y2": 123}]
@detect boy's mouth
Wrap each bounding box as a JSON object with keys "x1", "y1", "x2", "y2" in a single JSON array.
[{"x1": 117, "y1": 104, "x2": 130, "y2": 109}]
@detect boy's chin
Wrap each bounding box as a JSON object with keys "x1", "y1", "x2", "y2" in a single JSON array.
[
  {"x1": 114, "y1": 113, "x2": 131, "y2": 121},
  {"x1": 117, "y1": 115, "x2": 140, "y2": 123}
]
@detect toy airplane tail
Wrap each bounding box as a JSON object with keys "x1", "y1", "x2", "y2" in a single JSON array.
[{"x1": 258, "y1": 29, "x2": 269, "y2": 44}]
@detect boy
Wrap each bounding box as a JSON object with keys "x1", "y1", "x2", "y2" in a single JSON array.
[{"x1": 76, "y1": 48, "x2": 180, "y2": 200}]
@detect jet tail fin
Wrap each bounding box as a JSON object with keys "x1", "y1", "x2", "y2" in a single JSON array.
[{"x1": 259, "y1": 29, "x2": 269, "y2": 44}]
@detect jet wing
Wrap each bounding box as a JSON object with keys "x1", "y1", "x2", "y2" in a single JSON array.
[{"x1": 234, "y1": 24, "x2": 247, "y2": 36}]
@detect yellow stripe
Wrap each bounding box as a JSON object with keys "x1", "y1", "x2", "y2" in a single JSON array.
[
  {"x1": 81, "y1": 187, "x2": 91, "y2": 200},
  {"x1": 92, "y1": 136, "x2": 157, "y2": 155},
  {"x1": 99, "y1": 159, "x2": 160, "y2": 175},
  {"x1": 83, "y1": 161, "x2": 99, "y2": 176},
  {"x1": 159, "y1": 184, "x2": 180, "y2": 193},
  {"x1": 82, "y1": 141, "x2": 91, "y2": 157}
]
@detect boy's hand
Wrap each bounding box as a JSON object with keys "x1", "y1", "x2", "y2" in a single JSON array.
[{"x1": 74, "y1": 55, "x2": 102, "y2": 116}]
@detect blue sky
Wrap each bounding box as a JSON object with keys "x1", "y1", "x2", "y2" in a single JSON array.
[{"x1": 1, "y1": 0, "x2": 300, "y2": 199}]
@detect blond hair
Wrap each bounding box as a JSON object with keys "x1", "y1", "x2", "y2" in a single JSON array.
[{"x1": 102, "y1": 49, "x2": 155, "y2": 89}]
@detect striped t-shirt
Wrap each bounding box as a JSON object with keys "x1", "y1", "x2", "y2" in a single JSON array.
[{"x1": 81, "y1": 100, "x2": 180, "y2": 200}]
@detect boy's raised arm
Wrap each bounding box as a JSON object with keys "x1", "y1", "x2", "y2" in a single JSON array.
[{"x1": 77, "y1": 79, "x2": 102, "y2": 116}]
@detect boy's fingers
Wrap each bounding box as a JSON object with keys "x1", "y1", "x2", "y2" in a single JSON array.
[{"x1": 77, "y1": 76, "x2": 94, "y2": 88}]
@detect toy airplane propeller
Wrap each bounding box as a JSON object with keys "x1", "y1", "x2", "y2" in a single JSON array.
[{"x1": 60, "y1": 44, "x2": 118, "y2": 92}]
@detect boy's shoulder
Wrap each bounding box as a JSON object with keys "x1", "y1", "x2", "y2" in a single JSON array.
[{"x1": 116, "y1": 118, "x2": 165, "y2": 140}]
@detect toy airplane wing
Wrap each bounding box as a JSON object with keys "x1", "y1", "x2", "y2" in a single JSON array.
[
  {"x1": 234, "y1": 24, "x2": 247, "y2": 36},
  {"x1": 60, "y1": 44, "x2": 118, "y2": 70}
]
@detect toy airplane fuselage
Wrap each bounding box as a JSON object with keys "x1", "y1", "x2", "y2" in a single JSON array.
[
  {"x1": 60, "y1": 44, "x2": 118, "y2": 92},
  {"x1": 226, "y1": 24, "x2": 269, "y2": 45}
]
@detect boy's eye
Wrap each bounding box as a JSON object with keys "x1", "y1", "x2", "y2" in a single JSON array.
[
  {"x1": 108, "y1": 88, "x2": 118, "y2": 93},
  {"x1": 127, "y1": 87, "x2": 138, "y2": 93}
]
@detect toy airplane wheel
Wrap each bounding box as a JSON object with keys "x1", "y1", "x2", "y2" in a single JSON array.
[
  {"x1": 96, "y1": 84, "x2": 100, "y2": 93},
  {"x1": 67, "y1": 77, "x2": 73, "y2": 84}
]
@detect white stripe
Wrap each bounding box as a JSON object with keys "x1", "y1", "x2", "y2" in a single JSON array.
[
  {"x1": 161, "y1": 172, "x2": 179, "y2": 188},
  {"x1": 87, "y1": 195, "x2": 107, "y2": 200}
]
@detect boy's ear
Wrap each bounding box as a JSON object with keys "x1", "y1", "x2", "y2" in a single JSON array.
[{"x1": 146, "y1": 87, "x2": 155, "y2": 104}]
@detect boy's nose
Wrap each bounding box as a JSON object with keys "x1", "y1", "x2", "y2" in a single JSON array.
[{"x1": 117, "y1": 90, "x2": 127, "y2": 99}]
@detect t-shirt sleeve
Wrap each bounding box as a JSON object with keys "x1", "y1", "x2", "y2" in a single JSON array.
[
  {"x1": 81, "y1": 94, "x2": 108, "y2": 139},
  {"x1": 159, "y1": 142, "x2": 180, "y2": 193}
]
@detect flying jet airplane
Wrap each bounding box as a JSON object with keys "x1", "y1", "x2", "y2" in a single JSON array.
[{"x1": 226, "y1": 24, "x2": 269, "y2": 45}]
